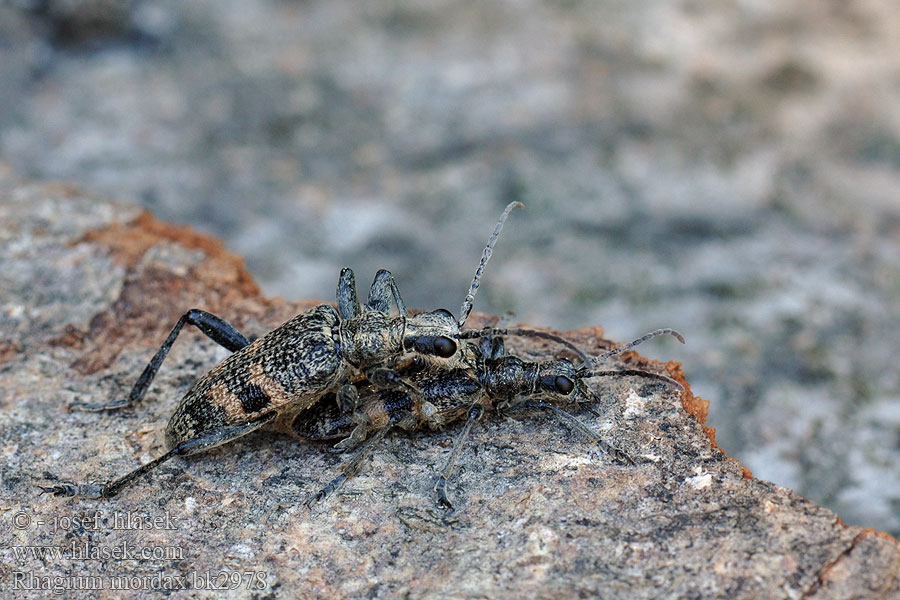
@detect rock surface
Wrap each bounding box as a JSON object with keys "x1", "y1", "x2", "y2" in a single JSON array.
[
  {"x1": 2, "y1": 181, "x2": 899, "y2": 598},
  {"x1": 2, "y1": 0, "x2": 900, "y2": 538}
]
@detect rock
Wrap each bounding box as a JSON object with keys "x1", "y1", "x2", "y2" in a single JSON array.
[
  {"x1": 2, "y1": 178, "x2": 898, "y2": 599},
  {"x1": 4, "y1": 0, "x2": 900, "y2": 537}
]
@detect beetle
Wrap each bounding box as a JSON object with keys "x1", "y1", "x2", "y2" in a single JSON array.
[
  {"x1": 39, "y1": 202, "x2": 541, "y2": 499},
  {"x1": 291, "y1": 328, "x2": 685, "y2": 508}
]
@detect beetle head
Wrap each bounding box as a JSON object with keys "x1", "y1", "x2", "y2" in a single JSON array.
[
  {"x1": 537, "y1": 359, "x2": 591, "y2": 403},
  {"x1": 403, "y1": 308, "x2": 460, "y2": 359}
]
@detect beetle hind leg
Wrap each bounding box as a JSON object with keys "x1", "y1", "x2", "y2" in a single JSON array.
[
  {"x1": 73, "y1": 309, "x2": 251, "y2": 412},
  {"x1": 306, "y1": 410, "x2": 416, "y2": 508},
  {"x1": 434, "y1": 404, "x2": 484, "y2": 510},
  {"x1": 37, "y1": 448, "x2": 180, "y2": 499},
  {"x1": 37, "y1": 414, "x2": 274, "y2": 499}
]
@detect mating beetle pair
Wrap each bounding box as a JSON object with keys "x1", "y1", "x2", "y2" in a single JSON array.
[{"x1": 39, "y1": 201, "x2": 683, "y2": 506}]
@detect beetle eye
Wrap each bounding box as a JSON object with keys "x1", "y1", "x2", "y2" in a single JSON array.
[
  {"x1": 433, "y1": 336, "x2": 457, "y2": 358},
  {"x1": 555, "y1": 376, "x2": 574, "y2": 395}
]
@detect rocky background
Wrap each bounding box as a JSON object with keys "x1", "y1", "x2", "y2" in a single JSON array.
[
  {"x1": 1, "y1": 0, "x2": 899, "y2": 541},
  {"x1": 2, "y1": 190, "x2": 899, "y2": 599}
]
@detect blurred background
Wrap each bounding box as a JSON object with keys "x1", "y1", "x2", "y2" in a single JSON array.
[{"x1": 2, "y1": 0, "x2": 899, "y2": 535}]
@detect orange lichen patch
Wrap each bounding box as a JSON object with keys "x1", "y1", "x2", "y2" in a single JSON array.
[
  {"x1": 70, "y1": 211, "x2": 267, "y2": 375},
  {"x1": 534, "y1": 325, "x2": 753, "y2": 479},
  {"x1": 867, "y1": 528, "x2": 900, "y2": 545},
  {"x1": 48, "y1": 323, "x2": 88, "y2": 349},
  {"x1": 664, "y1": 361, "x2": 709, "y2": 425},
  {"x1": 665, "y1": 360, "x2": 753, "y2": 479},
  {"x1": 805, "y1": 527, "x2": 900, "y2": 596},
  {"x1": 72, "y1": 269, "x2": 192, "y2": 374},
  {"x1": 0, "y1": 339, "x2": 22, "y2": 364},
  {"x1": 78, "y1": 211, "x2": 260, "y2": 298}
]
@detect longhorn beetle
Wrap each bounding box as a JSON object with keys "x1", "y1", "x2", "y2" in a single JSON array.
[
  {"x1": 291, "y1": 327, "x2": 685, "y2": 508},
  {"x1": 39, "y1": 202, "x2": 567, "y2": 499}
]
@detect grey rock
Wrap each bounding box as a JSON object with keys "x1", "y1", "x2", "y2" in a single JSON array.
[
  {"x1": 1, "y1": 0, "x2": 900, "y2": 538},
  {"x1": 1, "y1": 181, "x2": 898, "y2": 599}
]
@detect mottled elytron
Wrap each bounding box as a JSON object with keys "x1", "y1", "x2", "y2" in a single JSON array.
[
  {"x1": 290, "y1": 328, "x2": 685, "y2": 509},
  {"x1": 40, "y1": 202, "x2": 544, "y2": 499}
]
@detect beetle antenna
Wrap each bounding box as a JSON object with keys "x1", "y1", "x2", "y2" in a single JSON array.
[
  {"x1": 592, "y1": 328, "x2": 684, "y2": 367},
  {"x1": 584, "y1": 368, "x2": 684, "y2": 391},
  {"x1": 458, "y1": 201, "x2": 523, "y2": 328},
  {"x1": 459, "y1": 327, "x2": 592, "y2": 366}
]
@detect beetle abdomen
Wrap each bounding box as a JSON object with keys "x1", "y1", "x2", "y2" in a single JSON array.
[{"x1": 165, "y1": 305, "x2": 344, "y2": 448}]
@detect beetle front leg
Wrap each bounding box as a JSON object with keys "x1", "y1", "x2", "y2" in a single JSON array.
[
  {"x1": 72, "y1": 309, "x2": 250, "y2": 411},
  {"x1": 329, "y1": 385, "x2": 373, "y2": 453},
  {"x1": 365, "y1": 269, "x2": 408, "y2": 316},
  {"x1": 336, "y1": 268, "x2": 362, "y2": 320}
]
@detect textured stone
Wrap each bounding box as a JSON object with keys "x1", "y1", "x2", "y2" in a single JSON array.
[
  {"x1": 2, "y1": 182, "x2": 899, "y2": 599},
  {"x1": 4, "y1": 0, "x2": 900, "y2": 538}
]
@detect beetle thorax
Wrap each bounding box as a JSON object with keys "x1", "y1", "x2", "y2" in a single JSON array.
[
  {"x1": 338, "y1": 312, "x2": 404, "y2": 369},
  {"x1": 481, "y1": 356, "x2": 538, "y2": 399}
]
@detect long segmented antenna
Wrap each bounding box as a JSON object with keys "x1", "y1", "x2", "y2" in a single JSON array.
[
  {"x1": 586, "y1": 368, "x2": 684, "y2": 392},
  {"x1": 459, "y1": 327, "x2": 593, "y2": 366},
  {"x1": 457, "y1": 201, "x2": 524, "y2": 328},
  {"x1": 578, "y1": 328, "x2": 685, "y2": 392},
  {"x1": 593, "y1": 328, "x2": 685, "y2": 365}
]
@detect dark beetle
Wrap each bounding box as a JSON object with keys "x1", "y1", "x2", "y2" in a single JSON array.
[{"x1": 292, "y1": 328, "x2": 685, "y2": 508}]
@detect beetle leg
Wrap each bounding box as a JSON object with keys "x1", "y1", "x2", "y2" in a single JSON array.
[
  {"x1": 365, "y1": 366, "x2": 423, "y2": 400},
  {"x1": 38, "y1": 450, "x2": 179, "y2": 500},
  {"x1": 365, "y1": 269, "x2": 408, "y2": 317},
  {"x1": 532, "y1": 400, "x2": 634, "y2": 465},
  {"x1": 306, "y1": 410, "x2": 416, "y2": 508},
  {"x1": 488, "y1": 335, "x2": 506, "y2": 359},
  {"x1": 336, "y1": 383, "x2": 360, "y2": 414},
  {"x1": 336, "y1": 267, "x2": 361, "y2": 320},
  {"x1": 434, "y1": 404, "x2": 484, "y2": 510},
  {"x1": 332, "y1": 384, "x2": 421, "y2": 453},
  {"x1": 38, "y1": 413, "x2": 275, "y2": 499},
  {"x1": 329, "y1": 410, "x2": 373, "y2": 453},
  {"x1": 384, "y1": 354, "x2": 427, "y2": 375},
  {"x1": 72, "y1": 309, "x2": 250, "y2": 411}
]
